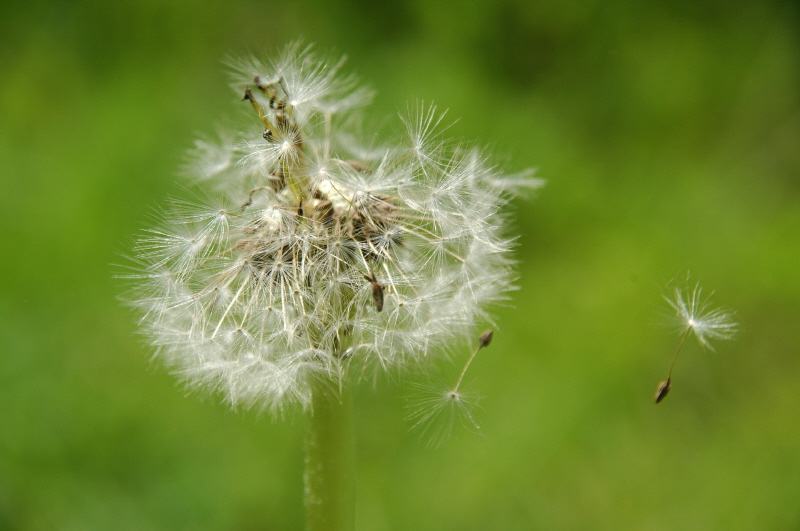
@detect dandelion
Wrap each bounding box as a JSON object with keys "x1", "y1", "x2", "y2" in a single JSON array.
[
  {"x1": 655, "y1": 280, "x2": 738, "y2": 403},
  {"x1": 122, "y1": 43, "x2": 538, "y2": 530}
]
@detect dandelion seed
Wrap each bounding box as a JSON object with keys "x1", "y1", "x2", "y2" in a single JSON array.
[
  {"x1": 407, "y1": 330, "x2": 493, "y2": 446},
  {"x1": 654, "y1": 280, "x2": 738, "y2": 404},
  {"x1": 123, "y1": 44, "x2": 537, "y2": 414}
]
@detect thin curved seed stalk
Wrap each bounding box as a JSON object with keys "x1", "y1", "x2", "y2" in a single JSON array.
[{"x1": 655, "y1": 279, "x2": 737, "y2": 404}]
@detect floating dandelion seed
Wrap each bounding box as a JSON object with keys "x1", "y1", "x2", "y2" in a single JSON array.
[
  {"x1": 655, "y1": 281, "x2": 738, "y2": 403},
  {"x1": 407, "y1": 330, "x2": 493, "y2": 447},
  {"x1": 122, "y1": 43, "x2": 540, "y2": 414}
]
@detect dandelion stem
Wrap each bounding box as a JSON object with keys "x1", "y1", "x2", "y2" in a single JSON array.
[{"x1": 304, "y1": 378, "x2": 355, "y2": 531}]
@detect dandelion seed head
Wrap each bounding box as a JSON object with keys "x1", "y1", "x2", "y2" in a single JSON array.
[{"x1": 124, "y1": 43, "x2": 537, "y2": 413}]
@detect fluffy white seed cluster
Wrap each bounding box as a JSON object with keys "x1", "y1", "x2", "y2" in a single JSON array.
[{"x1": 127, "y1": 44, "x2": 539, "y2": 412}]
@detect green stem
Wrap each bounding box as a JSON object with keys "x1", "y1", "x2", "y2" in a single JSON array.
[{"x1": 304, "y1": 378, "x2": 355, "y2": 531}]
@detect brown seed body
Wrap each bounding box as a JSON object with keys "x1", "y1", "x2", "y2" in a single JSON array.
[
  {"x1": 372, "y1": 282, "x2": 384, "y2": 312},
  {"x1": 363, "y1": 273, "x2": 385, "y2": 312},
  {"x1": 479, "y1": 329, "x2": 493, "y2": 348},
  {"x1": 654, "y1": 378, "x2": 671, "y2": 403}
]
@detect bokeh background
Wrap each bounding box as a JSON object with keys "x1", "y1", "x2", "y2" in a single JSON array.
[{"x1": 2, "y1": 1, "x2": 799, "y2": 529}]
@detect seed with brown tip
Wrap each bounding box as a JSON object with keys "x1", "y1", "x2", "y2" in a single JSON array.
[
  {"x1": 654, "y1": 378, "x2": 671, "y2": 404},
  {"x1": 479, "y1": 329, "x2": 493, "y2": 348},
  {"x1": 363, "y1": 273, "x2": 385, "y2": 312}
]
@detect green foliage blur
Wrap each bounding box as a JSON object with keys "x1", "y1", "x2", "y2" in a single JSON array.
[{"x1": 2, "y1": 1, "x2": 799, "y2": 529}]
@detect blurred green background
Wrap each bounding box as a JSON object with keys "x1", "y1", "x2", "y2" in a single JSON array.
[{"x1": 2, "y1": 0, "x2": 799, "y2": 529}]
